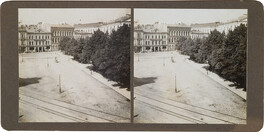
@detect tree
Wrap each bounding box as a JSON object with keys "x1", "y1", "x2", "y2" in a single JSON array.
[
  {"x1": 104, "y1": 24, "x2": 131, "y2": 89},
  {"x1": 81, "y1": 30, "x2": 105, "y2": 64},
  {"x1": 58, "y1": 37, "x2": 71, "y2": 51},
  {"x1": 207, "y1": 30, "x2": 225, "y2": 71},
  {"x1": 90, "y1": 31, "x2": 110, "y2": 72},
  {"x1": 72, "y1": 38, "x2": 86, "y2": 62},
  {"x1": 176, "y1": 36, "x2": 187, "y2": 52},
  {"x1": 220, "y1": 24, "x2": 247, "y2": 90}
]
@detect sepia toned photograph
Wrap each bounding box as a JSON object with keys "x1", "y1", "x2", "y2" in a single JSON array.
[
  {"x1": 18, "y1": 8, "x2": 131, "y2": 122},
  {"x1": 134, "y1": 9, "x2": 247, "y2": 124}
]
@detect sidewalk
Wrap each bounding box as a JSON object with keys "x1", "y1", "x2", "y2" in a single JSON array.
[
  {"x1": 177, "y1": 52, "x2": 247, "y2": 100},
  {"x1": 57, "y1": 52, "x2": 131, "y2": 100}
]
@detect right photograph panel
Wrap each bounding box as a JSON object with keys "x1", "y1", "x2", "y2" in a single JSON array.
[{"x1": 133, "y1": 9, "x2": 247, "y2": 124}]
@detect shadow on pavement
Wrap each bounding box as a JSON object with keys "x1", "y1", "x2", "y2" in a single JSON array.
[
  {"x1": 134, "y1": 77, "x2": 157, "y2": 87},
  {"x1": 19, "y1": 77, "x2": 41, "y2": 87}
]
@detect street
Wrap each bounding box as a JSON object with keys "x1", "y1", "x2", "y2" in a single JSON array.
[
  {"x1": 19, "y1": 51, "x2": 130, "y2": 122},
  {"x1": 134, "y1": 51, "x2": 246, "y2": 124}
]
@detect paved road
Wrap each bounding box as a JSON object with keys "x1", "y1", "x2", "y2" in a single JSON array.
[
  {"x1": 134, "y1": 52, "x2": 246, "y2": 124},
  {"x1": 19, "y1": 52, "x2": 130, "y2": 122}
]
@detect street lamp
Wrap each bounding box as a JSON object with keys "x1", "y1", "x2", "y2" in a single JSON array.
[
  {"x1": 175, "y1": 73, "x2": 178, "y2": 93},
  {"x1": 21, "y1": 53, "x2": 24, "y2": 62},
  {"x1": 59, "y1": 74, "x2": 62, "y2": 93},
  {"x1": 90, "y1": 60, "x2": 93, "y2": 75},
  {"x1": 163, "y1": 57, "x2": 165, "y2": 66},
  {"x1": 138, "y1": 53, "x2": 139, "y2": 62},
  {"x1": 206, "y1": 60, "x2": 209, "y2": 75}
]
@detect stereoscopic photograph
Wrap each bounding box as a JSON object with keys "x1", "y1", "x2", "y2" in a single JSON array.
[
  {"x1": 134, "y1": 9, "x2": 247, "y2": 124},
  {"x1": 18, "y1": 8, "x2": 131, "y2": 122}
]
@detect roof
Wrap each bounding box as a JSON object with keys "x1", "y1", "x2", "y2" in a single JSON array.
[
  {"x1": 49, "y1": 23, "x2": 74, "y2": 28},
  {"x1": 74, "y1": 22, "x2": 102, "y2": 28},
  {"x1": 191, "y1": 22, "x2": 221, "y2": 28},
  {"x1": 19, "y1": 24, "x2": 50, "y2": 33},
  {"x1": 167, "y1": 23, "x2": 190, "y2": 28},
  {"x1": 137, "y1": 24, "x2": 168, "y2": 33},
  {"x1": 74, "y1": 31, "x2": 93, "y2": 35},
  {"x1": 191, "y1": 30, "x2": 209, "y2": 34},
  {"x1": 191, "y1": 14, "x2": 247, "y2": 28},
  {"x1": 74, "y1": 14, "x2": 131, "y2": 28}
]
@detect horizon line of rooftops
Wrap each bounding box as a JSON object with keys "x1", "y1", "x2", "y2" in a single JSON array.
[
  {"x1": 135, "y1": 13, "x2": 247, "y2": 28},
  {"x1": 19, "y1": 14, "x2": 131, "y2": 29}
]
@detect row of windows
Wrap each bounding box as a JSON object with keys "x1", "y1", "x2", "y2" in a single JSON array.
[
  {"x1": 52, "y1": 38, "x2": 61, "y2": 43},
  {"x1": 20, "y1": 33, "x2": 26, "y2": 38},
  {"x1": 53, "y1": 31, "x2": 73, "y2": 37},
  {"x1": 169, "y1": 31, "x2": 190, "y2": 36},
  {"x1": 28, "y1": 41, "x2": 50, "y2": 46},
  {"x1": 28, "y1": 35, "x2": 50, "y2": 40},
  {"x1": 145, "y1": 35, "x2": 166, "y2": 39},
  {"x1": 168, "y1": 37, "x2": 179, "y2": 43},
  {"x1": 145, "y1": 40, "x2": 166, "y2": 45}
]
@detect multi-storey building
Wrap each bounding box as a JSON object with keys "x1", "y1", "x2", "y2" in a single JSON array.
[
  {"x1": 134, "y1": 26, "x2": 144, "y2": 52},
  {"x1": 73, "y1": 14, "x2": 131, "y2": 39},
  {"x1": 134, "y1": 23, "x2": 191, "y2": 53},
  {"x1": 167, "y1": 24, "x2": 191, "y2": 50},
  {"x1": 50, "y1": 24, "x2": 74, "y2": 50},
  {"x1": 134, "y1": 24, "x2": 168, "y2": 53},
  {"x1": 18, "y1": 24, "x2": 52, "y2": 53},
  {"x1": 18, "y1": 25, "x2": 28, "y2": 53},
  {"x1": 134, "y1": 14, "x2": 247, "y2": 53},
  {"x1": 190, "y1": 14, "x2": 247, "y2": 39},
  {"x1": 190, "y1": 30, "x2": 209, "y2": 39}
]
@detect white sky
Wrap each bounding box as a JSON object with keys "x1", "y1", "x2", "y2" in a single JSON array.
[
  {"x1": 134, "y1": 9, "x2": 247, "y2": 25},
  {"x1": 19, "y1": 8, "x2": 130, "y2": 25}
]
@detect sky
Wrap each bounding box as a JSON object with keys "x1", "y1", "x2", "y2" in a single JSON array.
[
  {"x1": 134, "y1": 9, "x2": 247, "y2": 25},
  {"x1": 19, "y1": 8, "x2": 130, "y2": 25}
]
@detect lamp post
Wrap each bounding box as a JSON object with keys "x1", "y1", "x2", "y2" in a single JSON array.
[
  {"x1": 21, "y1": 53, "x2": 24, "y2": 62},
  {"x1": 90, "y1": 60, "x2": 93, "y2": 75},
  {"x1": 59, "y1": 74, "x2": 62, "y2": 93},
  {"x1": 47, "y1": 58, "x2": 49, "y2": 67},
  {"x1": 175, "y1": 73, "x2": 178, "y2": 93},
  {"x1": 163, "y1": 57, "x2": 165, "y2": 66},
  {"x1": 206, "y1": 60, "x2": 209, "y2": 75},
  {"x1": 138, "y1": 53, "x2": 139, "y2": 62}
]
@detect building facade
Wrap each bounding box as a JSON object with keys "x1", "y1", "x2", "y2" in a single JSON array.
[
  {"x1": 134, "y1": 24, "x2": 168, "y2": 53},
  {"x1": 50, "y1": 24, "x2": 74, "y2": 51},
  {"x1": 18, "y1": 24, "x2": 52, "y2": 53},
  {"x1": 190, "y1": 30, "x2": 209, "y2": 39},
  {"x1": 18, "y1": 25, "x2": 28, "y2": 53},
  {"x1": 134, "y1": 23, "x2": 191, "y2": 53},
  {"x1": 190, "y1": 14, "x2": 247, "y2": 39},
  {"x1": 167, "y1": 24, "x2": 191, "y2": 50},
  {"x1": 134, "y1": 14, "x2": 247, "y2": 53}
]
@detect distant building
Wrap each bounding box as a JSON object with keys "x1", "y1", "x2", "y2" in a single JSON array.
[
  {"x1": 73, "y1": 14, "x2": 131, "y2": 39},
  {"x1": 18, "y1": 25, "x2": 28, "y2": 53},
  {"x1": 50, "y1": 24, "x2": 74, "y2": 51},
  {"x1": 167, "y1": 24, "x2": 191, "y2": 50},
  {"x1": 134, "y1": 14, "x2": 248, "y2": 53},
  {"x1": 190, "y1": 14, "x2": 247, "y2": 39},
  {"x1": 190, "y1": 30, "x2": 209, "y2": 39},
  {"x1": 18, "y1": 23, "x2": 52, "y2": 53},
  {"x1": 134, "y1": 26, "x2": 144, "y2": 52},
  {"x1": 134, "y1": 23, "x2": 168, "y2": 53},
  {"x1": 134, "y1": 22, "x2": 191, "y2": 53}
]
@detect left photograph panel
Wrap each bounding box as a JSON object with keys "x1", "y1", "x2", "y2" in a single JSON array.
[{"x1": 18, "y1": 8, "x2": 131, "y2": 122}]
